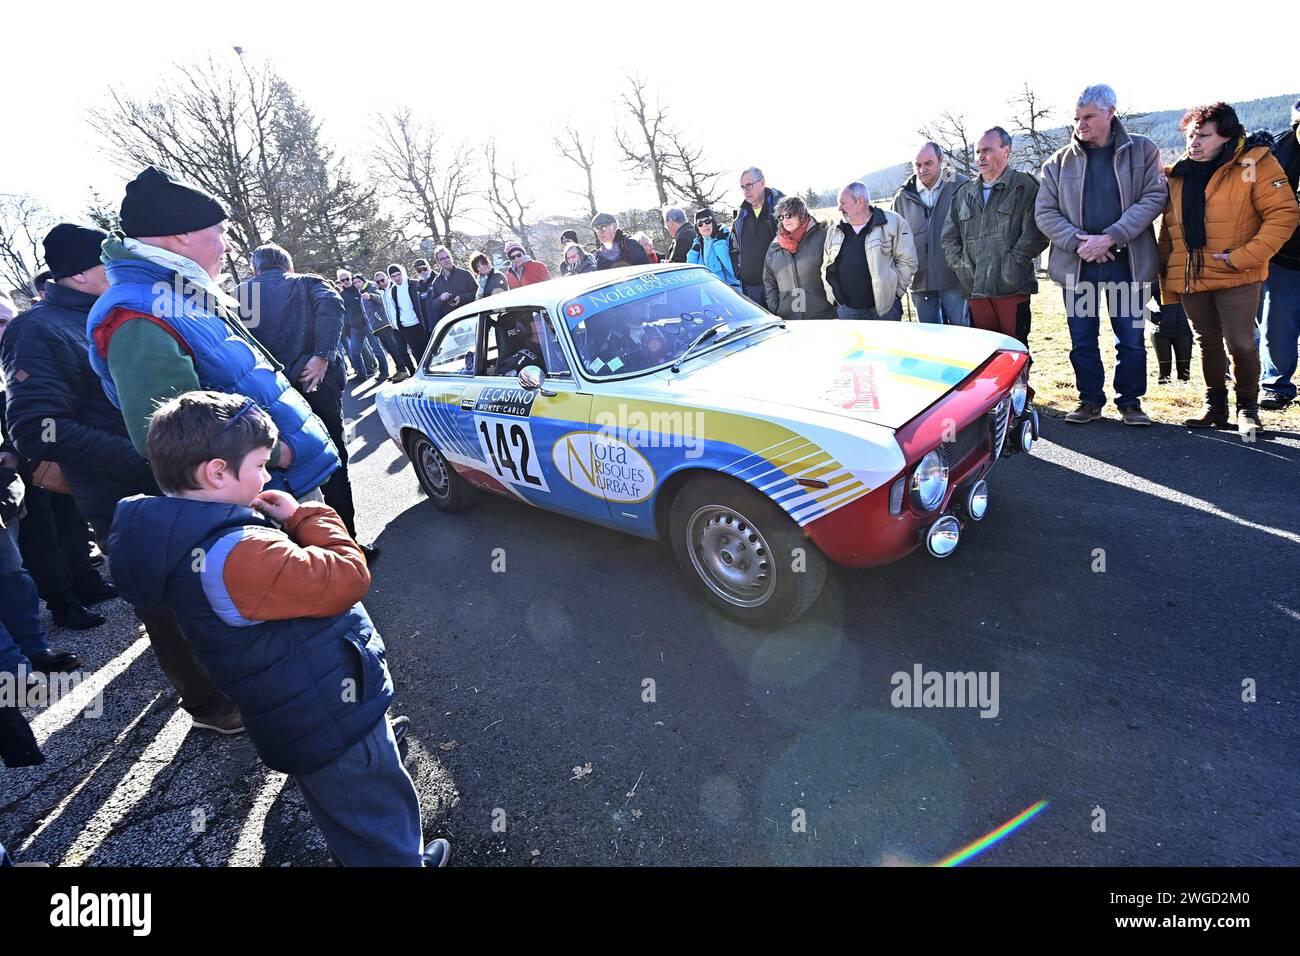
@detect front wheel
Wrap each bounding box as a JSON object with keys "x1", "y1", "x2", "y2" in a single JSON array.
[
  {"x1": 669, "y1": 475, "x2": 827, "y2": 628},
  {"x1": 405, "y1": 431, "x2": 480, "y2": 512}
]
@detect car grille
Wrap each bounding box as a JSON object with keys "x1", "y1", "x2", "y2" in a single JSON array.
[
  {"x1": 990, "y1": 398, "x2": 1012, "y2": 458},
  {"x1": 942, "y1": 419, "x2": 987, "y2": 470}
]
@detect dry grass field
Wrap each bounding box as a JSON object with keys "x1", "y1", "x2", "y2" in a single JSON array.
[{"x1": 805, "y1": 205, "x2": 1299, "y2": 433}]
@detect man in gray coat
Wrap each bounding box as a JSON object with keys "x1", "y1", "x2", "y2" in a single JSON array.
[
  {"x1": 893, "y1": 143, "x2": 970, "y2": 325},
  {"x1": 1036, "y1": 83, "x2": 1167, "y2": 426}
]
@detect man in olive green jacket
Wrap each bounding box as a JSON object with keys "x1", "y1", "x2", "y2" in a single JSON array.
[{"x1": 941, "y1": 126, "x2": 1048, "y2": 342}]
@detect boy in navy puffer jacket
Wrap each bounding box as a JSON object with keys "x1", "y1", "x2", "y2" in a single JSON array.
[{"x1": 108, "y1": 390, "x2": 448, "y2": 867}]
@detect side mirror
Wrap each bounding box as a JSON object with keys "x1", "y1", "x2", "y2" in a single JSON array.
[{"x1": 518, "y1": 365, "x2": 557, "y2": 397}]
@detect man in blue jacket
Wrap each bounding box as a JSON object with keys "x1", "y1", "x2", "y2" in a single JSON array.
[
  {"x1": 2, "y1": 224, "x2": 239, "y2": 732},
  {"x1": 86, "y1": 166, "x2": 340, "y2": 502}
]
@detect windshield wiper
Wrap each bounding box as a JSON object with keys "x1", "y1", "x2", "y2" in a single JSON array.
[
  {"x1": 670, "y1": 320, "x2": 778, "y2": 372},
  {"x1": 671, "y1": 323, "x2": 729, "y2": 372}
]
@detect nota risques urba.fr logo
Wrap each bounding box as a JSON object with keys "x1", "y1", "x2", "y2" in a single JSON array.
[{"x1": 553, "y1": 431, "x2": 655, "y2": 502}]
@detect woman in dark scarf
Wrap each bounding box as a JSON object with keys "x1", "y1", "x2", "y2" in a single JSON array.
[
  {"x1": 1158, "y1": 102, "x2": 1300, "y2": 436},
  {"x1": 761, "y1": 195, "x2": 834, "y2": 319}
]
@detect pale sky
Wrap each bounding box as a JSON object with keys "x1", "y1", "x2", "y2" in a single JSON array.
[{"x1": 4, "y1": 0, "x2": 1296, "y2": 240}]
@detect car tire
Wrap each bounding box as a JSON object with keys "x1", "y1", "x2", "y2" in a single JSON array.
[
  {"x1": 669, "y1": 474, "x2": 827, "y2": 628},
  {"x1": 405, "y1": 431, "x2": 480, "y2": 513}
]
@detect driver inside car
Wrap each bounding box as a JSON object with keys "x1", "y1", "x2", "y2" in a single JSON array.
[{"x1": 495, "y1": 313, "x2": 545, "y2": 377}]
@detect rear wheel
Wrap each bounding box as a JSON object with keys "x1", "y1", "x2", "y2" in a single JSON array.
[
  {"x1": 405, "y1": 431, "x2": 480, "y2": 512},
  {"x1": 669, "y1": 475, "x2": 827, "y2": 628}
]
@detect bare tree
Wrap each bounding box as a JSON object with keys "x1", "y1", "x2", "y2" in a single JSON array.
[
  {"x1": 917, "y1": 110, "x2": 977, "y2": 179},
  {"x1": 1008, "y1": 81, "x2": 1067, "y2": 172},
  {"x1": 661, "y1": 131, "x2": 725, "y2": 211},
  {"x1": 1118, "y1": 109, "x2": 1154, "y2": 138},
  {"x1": 370, "y1": 108, "x2": 474, "y2": 251},
  {"x1": 0, "y1": 193, "x2": 55, "y2": 298},
  {"x1": 481, "y1": 140, "x2": 535, "y2": 256},
  {"x1": 614, "y1": 74, "x2": 673, "y2": 207},
  {"x1": 554, "y1": 125, "x2": 599, "y2": 219},
  {"x1": 85, "y1": 188, "x2": 120, "y2": 233},
  {"x1": 90, "y1": 55, "x2": 278, "y2": 267}
]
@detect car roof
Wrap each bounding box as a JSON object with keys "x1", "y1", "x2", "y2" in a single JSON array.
[{"x1": 440, "y1": 262, "x2": 708, "y2": 322}]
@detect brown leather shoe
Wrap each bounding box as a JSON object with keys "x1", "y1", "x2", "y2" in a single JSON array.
[
  {"x1": 1065, "y1": 403, "x2": 1103, "y2": 423},
  {"x1": 1119, "y1": 404, "x2": 1152, "y2": 426},
  {"x1": 188, "y1": 699, "x2": 245, "y2": 735}
]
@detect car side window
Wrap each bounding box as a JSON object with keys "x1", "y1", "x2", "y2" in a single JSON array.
[
  {"x1": 481, "y1": 308, "x2": 571, "y2": 378},
  {"x1": 425, "y1": 314, "x2": 481, "y2": 375}
]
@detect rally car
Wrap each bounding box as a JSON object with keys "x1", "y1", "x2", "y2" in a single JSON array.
[{"x1": 373, "y1": 263, "x2": 1037, "y2": 627}]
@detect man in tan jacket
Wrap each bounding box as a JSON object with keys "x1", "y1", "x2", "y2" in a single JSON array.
[
  {"x1": 822, "y1": 182, "x2": 918, "y2": 320},
  {"x1": 1036, "y1": 84, "x2": 1168, "y2": 426}
]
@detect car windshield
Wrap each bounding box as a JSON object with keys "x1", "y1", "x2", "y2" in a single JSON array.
[{"x1": 561, "y1": 268, "x2": 771, "y2": 378}]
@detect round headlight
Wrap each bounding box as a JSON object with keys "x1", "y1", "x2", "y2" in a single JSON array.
[
  {"x1": 1010, "y1": 380, "x2": 1028, "y2": 415},
  {"x1": 909, "y1": 450, "x2": 949, "y2": 512}
]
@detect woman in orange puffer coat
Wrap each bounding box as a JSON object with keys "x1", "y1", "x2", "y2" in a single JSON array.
[{"x1": 1158, "y1": 101, "x2": 1300, "y2": 436}]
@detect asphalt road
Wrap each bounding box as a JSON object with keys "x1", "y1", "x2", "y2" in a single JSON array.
[{"x1": 3, "y1": 382, "x2": 1297, "y2": 867}]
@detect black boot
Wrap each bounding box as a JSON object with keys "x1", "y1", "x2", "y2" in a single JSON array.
[
  {"x1": 1152, "y1": 333, "x2": 1173, "y2": 384},
  {"x1": 1173, "y1": 333, "x2": 1193, "y2": 382},
  {"x1": 1185, "y1": 387, "x2": 1229, "y2": 428},
  {"x1": 1, "y1": 704, "x2": 44, "y2": 768}
]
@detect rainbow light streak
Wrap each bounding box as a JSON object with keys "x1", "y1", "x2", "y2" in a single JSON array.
[{"x1": 934, "y1": 799, "x2": 1050, "y2": 867}]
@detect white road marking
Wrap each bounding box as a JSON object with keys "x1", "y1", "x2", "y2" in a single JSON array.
[
  {"x1": 60, "y1": 708, "x2": 193, "y2": 866},
  {"x1": 1035, "y1": 438, "x2": 1300, "y2": 546}
]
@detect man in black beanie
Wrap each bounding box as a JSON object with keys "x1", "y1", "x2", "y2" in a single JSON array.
[
  {"x1": 1, "y1": 221, "x2": 243, "y2": 731},
  {"x1": 2, "y1": 225, "x2": 117, "y2": 630},
  {"x1": 86, "y1": 165, "x2": 339, "y2": 500}
]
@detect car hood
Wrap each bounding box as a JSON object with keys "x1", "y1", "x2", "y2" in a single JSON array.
[{"x1": 664, "y1": 321, "x2": 1022, "y2": 430}]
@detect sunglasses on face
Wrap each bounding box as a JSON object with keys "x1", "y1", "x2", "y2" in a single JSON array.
[
  {"x1": 778, "y1": 213, "x2": 801, "y2": 221},
  {"x1": 740, "y1": 181, "x2": 760, "y2": 191},
  {"x1": 696, "y1": 218, "x2": 714, "y2": 226}
]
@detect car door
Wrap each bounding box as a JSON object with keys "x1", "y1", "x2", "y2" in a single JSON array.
[
  {"x1": 459, "y1": 306, "x2": 606, "y2": 522},
  {"x1": 392, "y1": 310, "x2": 487, "y2": 487}
]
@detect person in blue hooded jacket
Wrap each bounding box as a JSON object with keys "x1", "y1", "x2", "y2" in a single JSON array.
[
  {"x1": 108, "y1": 390, "x2": 449, "y2": 867},
  {"x1": 686, "y1": 208, "x2": 742, "y2": 291},
  {"x1": 85, "y1": 165, "x2": 339, "y2": 501}
]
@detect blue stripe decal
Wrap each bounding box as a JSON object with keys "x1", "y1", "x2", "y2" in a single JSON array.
[{"x1": 843, "y1": 350, "x2": 968, "y2": 386}]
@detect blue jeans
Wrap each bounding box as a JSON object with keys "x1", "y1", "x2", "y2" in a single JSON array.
[
  {"x1": 837, "y1": 299, "x2": 903, "y2": 321},
  {"x1": 1064, "y1": 257, "x2": 1147, "y2": 409},
  {"x1": 1259, "y1": 262, "x2": 1300, "y2": 401},
  {"x1": 346, "y1": 327, "x2": 378, "y2": 376},
  {"x1": 294, "y1": 716, "x2": 426, "y2": 866},
  {"x1": 0, "y1": 522, "x2": 48, "y2": 674},
  {"x1": 911, "y1": 289, "x2": 970, "y2": 326}
]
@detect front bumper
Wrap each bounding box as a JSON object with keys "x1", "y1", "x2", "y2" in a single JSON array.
[{"x1": 804, "y1": 351, "x2": 1035, "y2": 568}]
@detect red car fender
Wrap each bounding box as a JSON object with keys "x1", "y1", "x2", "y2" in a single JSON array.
[{"x1": 803, "y1": 349, "x2": 1028, "y2": 568}]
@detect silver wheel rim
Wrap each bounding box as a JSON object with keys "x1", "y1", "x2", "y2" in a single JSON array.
[
  {"x1": 685, "y1": 504, "x2": 776, "y2": 607},
  {"x1": 417, "y1": 439, "x2": 449, "y2": 497}
]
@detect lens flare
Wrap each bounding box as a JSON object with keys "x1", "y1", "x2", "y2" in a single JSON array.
[{"x1": 934, "y1": 799, "x2": 1049, "y2": 867}]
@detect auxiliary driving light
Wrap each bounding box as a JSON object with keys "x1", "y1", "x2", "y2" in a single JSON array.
[
  {"x1": 926, "y1": 515, "x2": 961, "y2": 558},
  {"x1": 1018, "y1": 419, "x2": 1035, "y2": 453},
  {"x1": 965, "y1": 480, "x2": 989, "y2": 521}
]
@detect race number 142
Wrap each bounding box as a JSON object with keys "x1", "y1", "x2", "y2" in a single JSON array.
[{"x1": 474, "y1": 416, "x2": 550, "y2": 491}]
